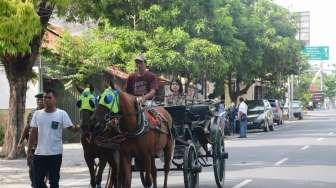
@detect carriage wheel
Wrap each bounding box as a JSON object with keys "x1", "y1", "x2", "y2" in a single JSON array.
[
  {"x1": 140, "y1": 171, "x2": 147, "y2": 187},
  {"x1": 183, "y1": 144, "x2": 200, "y2": 188},
  {"x1": 213, "y1": 132, "x2": 226, "y2": 188}
]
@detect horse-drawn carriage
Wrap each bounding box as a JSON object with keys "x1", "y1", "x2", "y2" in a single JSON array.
[
  {"x1": 134, "y1": 101, "x2": 229, "y2": 188},
  {"x1": 78, "y1": 87, "x2": 228, "y2": 188}
]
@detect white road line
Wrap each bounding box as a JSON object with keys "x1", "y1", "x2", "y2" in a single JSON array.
[
  {"x1": 317, "y1": 137, "x2": 325, "y2": 141},
  {"x1": 300, "y1": 145, "x2": 310, "y2": 150},
  {"x1": 328, "y1": 132, "x2": 334, "y2": 136},
  {"x1": 274, "y1": 158, "x2": 288, "y2": 166},
  {"x1": 232, "y1": 179, "x2": 253, "y2": 188}
]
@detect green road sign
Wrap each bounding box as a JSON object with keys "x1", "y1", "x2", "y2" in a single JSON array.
[{"x1": 302, "y1": 46, "x2": 329, "y2": 60}]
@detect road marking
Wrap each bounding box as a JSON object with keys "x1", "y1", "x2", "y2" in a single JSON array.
[
  {"x1": 232, "y1": 179, "x2": 253, "y2": 188},
  {"x1": 317, "y1": 137, "x2": 325, "y2": 141},
  {"x1": 274, "y1": 158, "x2": 288, "y2": 166},
  {"x1": 328, "y1": 132, "x2": 333, "y2": 136},
  {"x1": 300, "y1": 145, "x2": 310, "y2": 150}
]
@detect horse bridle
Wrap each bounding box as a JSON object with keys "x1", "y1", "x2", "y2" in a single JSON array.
[{"x1": 101, "y1": 105, "x2": 151, "y2": 139}]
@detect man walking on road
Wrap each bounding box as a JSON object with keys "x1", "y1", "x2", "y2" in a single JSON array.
[
  {"x1": 238, "y1": 97, "x2": 248, "y2": 138},
  {"x1": 27, "y1": 89, "x2": 79, "y2": 188}
]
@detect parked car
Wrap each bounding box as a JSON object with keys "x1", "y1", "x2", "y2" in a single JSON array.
[
  {"x1": 268, "y1": 99, "x2": 284, "y2": 125},
  {"x1": 292, "y1": 100, "x2": 304, "y2": 119},
  {"x1": 284, "y1": 100, "x2": 304, "y2": 120},
  {"x1": 246, "y1": 100, "x2": 274, "y2": 132}
]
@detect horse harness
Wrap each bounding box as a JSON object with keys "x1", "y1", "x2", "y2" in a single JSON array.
[{"x1": 104, "y1": 103, "x2": 170, "y2": 139}]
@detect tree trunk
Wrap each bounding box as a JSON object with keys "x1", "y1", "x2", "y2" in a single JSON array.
[
  {"x1": 0, "y1": 55, "x2": 33, "y2": 159},
  {"x1": 227, "y1": 73, "x2": 253, "y2": 104},
  {"x1": 228, "y1": 74, "x2": 238, "y2": 104},
  {"x1": 1, "y1": 75, "x2": 28, "y2": 159}
]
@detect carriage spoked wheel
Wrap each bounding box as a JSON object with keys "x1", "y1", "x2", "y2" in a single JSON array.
[
  {"x1": 140, "y1": 171, "x2": 147, "y2": 187},
  {"x1": 183, "y1": 144, "x2": 200, "y2": 188},
  {"x1": 212, "y1": 132, "x2": 226, "y2": 188}
]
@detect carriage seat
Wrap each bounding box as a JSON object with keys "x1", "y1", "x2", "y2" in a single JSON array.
[
  {"x1": 187, "y1": 104, "x2": 212, "y2": 122},
  {"x1": 164, "y1": 105, "x2": 186, "y2": 126},
  {"x1": 164, "y1": 105, "x2": 187, "y2": 138}
]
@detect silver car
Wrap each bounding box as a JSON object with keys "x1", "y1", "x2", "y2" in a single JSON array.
[
  {"x1": 284, "y1": 100, "x2": 303, "y2": 120},
  {"x1": 246, "y1": 100, "x2": 274, "y2": 132}
]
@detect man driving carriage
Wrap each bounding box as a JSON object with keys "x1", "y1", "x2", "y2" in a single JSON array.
[{"x1": 125, "y1": 54, "x2": 159, "y2": 105}]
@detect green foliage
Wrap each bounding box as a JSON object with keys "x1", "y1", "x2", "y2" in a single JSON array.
[
  {"x1": 42, "y1": 24, "x2": 147, "y2": 83},
  {"x1": 294, "y1": 73, "x2": 313, "y2": 106},
  {"x1": 300, "y1": 91, "x2": 312, "y2": 107},
  {"x1": 145, "y1": 27, "x2": 190, "y2": 75},
  {"x1": 185, "y1": 38, "x2": 223, "y2": 79},
  {"x1": 43, "y1": 0, "x2": 304, "y2": 100},
  {"x1": 324, "y1": 74, "x2": 336, "y2": 98},
  {"x1": 0, "y1": 0, "x2": 41, "y2": 55}
]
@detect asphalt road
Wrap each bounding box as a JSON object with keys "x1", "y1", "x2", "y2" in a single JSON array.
[
  {"x1": 1, "y1": 110, "x2": 336, "y2": 188},
  {"x1": 133, "y1": 110, "x2": 336, "y2": 188}
]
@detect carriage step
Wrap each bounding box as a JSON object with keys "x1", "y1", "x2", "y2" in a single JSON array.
[
  {"x1": 131, "y1": 167, "x2": 183, "y2": 172},
  {"x1": 191, "y1": 165, "x2": 202, "y2": 173},
  {"x1": 222, "y1": 152, "x2": 229, "y2": 159}
]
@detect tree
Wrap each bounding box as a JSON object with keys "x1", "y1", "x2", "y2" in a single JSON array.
[
  {"x1": 0, "y1": 0, "x2": 103, "y2": 158},
  {"x1": 45, "y1": 0, "x2": 304, "y2": 104},
  {"x1": 0, "y1": 0, "x2": 54, "y2": 158},
  {"x1": 294, "y1": 73, "x2": 313, "y2": 107},
  {"x1": 324, "y1": 74, "x2": 336, "y2": 107},
  {"x1": 222, "y1": 0, "x2": 305, "y2": 102}
]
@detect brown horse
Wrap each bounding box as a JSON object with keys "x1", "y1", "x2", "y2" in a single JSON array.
[
  {"x1": 89, "y1": 100, "x2": 128, "y2": 188},
  {"x1": 112, "y1": 91, "x2": 174, "y2": 188},
  {"x1": 79, "y1": 108, "x2": 108, "y2": 188},
  {"x1": 78, "y1": 86, "x2": 124, "y2": 188},
  {"x1": 77, "y1": 86, "x2": 108, "y2": 188}
]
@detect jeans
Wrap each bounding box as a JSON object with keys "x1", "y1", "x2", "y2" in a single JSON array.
[
  {"x1": 29, "y1": 149, "x2": 35, "y2": 187},
  {"x1": 240, "y1": 119, "x2": 247, "y2": 137},
  {"x1": 230, "y1": 119, "x2": 236, "y2": 134},
  {"x1": 32, "y1": 154, "x2": 62, "y2": 188}
]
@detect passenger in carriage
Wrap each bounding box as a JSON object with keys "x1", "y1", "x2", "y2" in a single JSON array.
[
  {"x1": 125, "y1": 54, "x2": 159, "y2": 106},
  {"x1": 165, "y1": 78, "x2": 186, "y2": 106}
]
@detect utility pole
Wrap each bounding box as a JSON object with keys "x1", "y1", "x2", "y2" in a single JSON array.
[
  {"x1": 320, "y1": 62, "x2": 323, "y2": 91},
  {"x1": 39, "y1": 56, "x2": 43, "y2": 92},
  {"x1": 320, "y1": 62, "x2": 324, "y2": 109},
  {"x1": 287, "y1": 75, "x2": 294, "y2": 119}
]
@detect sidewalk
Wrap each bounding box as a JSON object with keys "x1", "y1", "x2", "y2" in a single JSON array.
[{"x1": 0, "y1": 144, "x2": 108, "y2": 188}]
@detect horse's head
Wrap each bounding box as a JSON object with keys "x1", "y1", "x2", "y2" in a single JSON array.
[
  {"x1": 76, "y1": 88, "x2": 96, "y2": 132},
  {"x1": 89, "y1": 87, "x2": 121, "y2": 135}
]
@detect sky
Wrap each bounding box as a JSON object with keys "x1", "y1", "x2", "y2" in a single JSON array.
[{"x1": 274, "y1": 0, "x2": 336, "y2": 71}]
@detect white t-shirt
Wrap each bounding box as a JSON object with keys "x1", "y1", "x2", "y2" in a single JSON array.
[
  {"x1": 30, "y1": 109, "x2": 73, "y2": 155},
  {"x1": 238, "y1": 101, "x2": 248, "y2": 115}
]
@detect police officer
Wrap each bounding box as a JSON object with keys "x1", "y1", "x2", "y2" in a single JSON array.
[{"x1": 18, "y1": 93, "x2": 44, "y2": 187}]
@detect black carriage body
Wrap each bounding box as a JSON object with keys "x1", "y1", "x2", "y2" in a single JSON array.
[{"x1": 164, "y1": 103, "x2": 228, "y2": 188}]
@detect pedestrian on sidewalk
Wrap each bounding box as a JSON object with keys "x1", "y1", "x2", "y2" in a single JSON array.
[
  {"x1": 27, "y1": 88, "x2": 80, "y2": 188},
  {"x1": 229, "y1": 102, "x2": 237, "y2": 135},
  {"x1": 17, "y1": 93, "x2": 44, "y2": 187},
  {"x1": 238, "y1": 97, "x2": 248, "y2": 138}
]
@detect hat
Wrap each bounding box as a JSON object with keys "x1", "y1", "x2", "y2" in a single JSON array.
[
  {"x1": 35, "y1": 93, "x2": 44, "y2": 99},
  {"x1": 135, "y1": 55, "x2": 146, "y2": 63}
]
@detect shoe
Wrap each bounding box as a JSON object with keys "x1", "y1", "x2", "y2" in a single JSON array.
[{"x1": 238, "y1": 136, "x2": 247, "y2": 138}]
